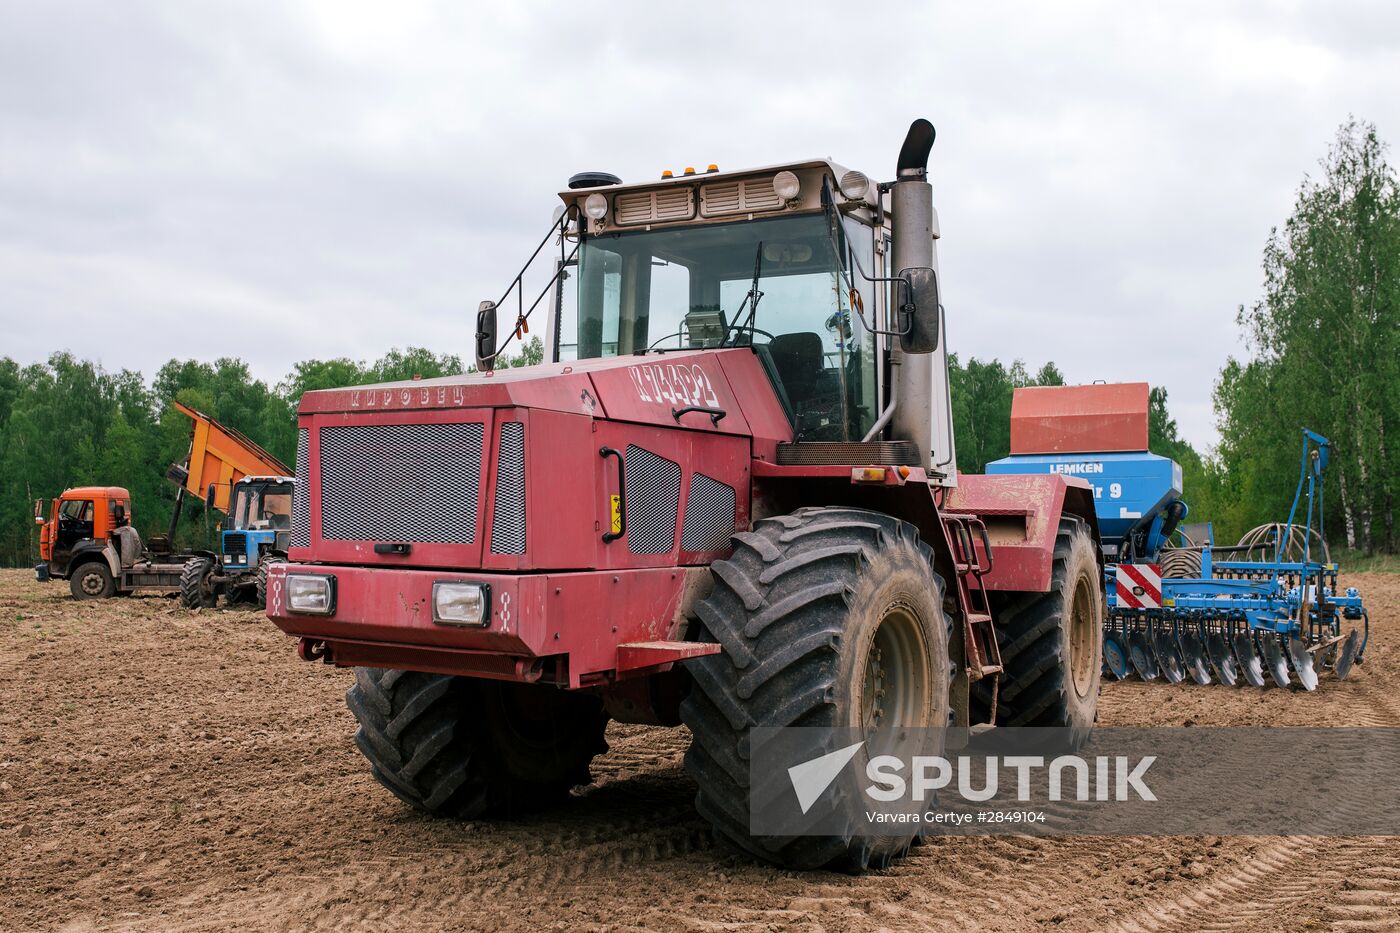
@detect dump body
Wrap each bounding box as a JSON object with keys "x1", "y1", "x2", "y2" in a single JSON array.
[{"x1": 171, "y1": 402, "x2": 291, "y2": 512}]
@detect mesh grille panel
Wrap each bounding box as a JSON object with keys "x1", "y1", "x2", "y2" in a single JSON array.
[
  {"x1": 625, "y1": 445, "x2": 680, "y2": 554},
  {"x1": 319, "y1": 423, "x2": 483, "y2": 543},
  {"x1": 489, "y1": 422, "x2": 526, "y2": 555},
  {"x1": 291, "y1": 429, "x2": 310, "y2": 548},
  {"x1": 681, "y1": 472, "x2": 736, "y2": 551}
]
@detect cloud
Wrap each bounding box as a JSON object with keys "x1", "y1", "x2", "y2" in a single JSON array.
[{"x1": 2, "y1": 0, "x2": 1397, "y2": 447}]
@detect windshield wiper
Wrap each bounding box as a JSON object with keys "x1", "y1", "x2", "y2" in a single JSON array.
[{"x1": 720, "y1": 241, "x2": 764, "y2": 346}]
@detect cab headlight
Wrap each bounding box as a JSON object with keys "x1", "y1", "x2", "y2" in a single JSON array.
[
  {"x1": 583, "y1": 192, "x2": 609, "y2": 220},
  {"x1": 287, "y1": 574, "x2": 335, "y2": 615},
  {"x1": 433, "y1": 582, "x2": 491, "y2": 627},
  {"x1": 772, "y1": 170, "x2": 800, "y2": 201}
]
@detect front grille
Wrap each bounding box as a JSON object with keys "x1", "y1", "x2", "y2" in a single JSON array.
[
  {"x1": 681, "y1": 473, "x2": 736, "y2": 551},
  {"x1": 775, "y1": 440, "x2": 921, "y2": 466},
  {"x1": 222, "y1": 533, "x2": 246, "y2": 555},
  {"x1": 291, "y1": 429, "x2": 310, "y2": 548},
  {"x1": 319, "y1": 423, "x2": 484, "y2": 544},
  {"x1": 625, "y1": 445, "x2": 680, "y2": 554},
  {"x1": 489, "y1": 422, "x2": 526, "y2": 555}
]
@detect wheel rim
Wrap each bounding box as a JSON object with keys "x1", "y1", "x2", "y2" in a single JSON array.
[
  {"x1": 861, "y1": 601, "x2": 930, "y2": 734},
  {"x1": 80, "y1": 571, "x2": 104, "y2": 596},
  {"x1": 1068, "y1": 573, "x2": 1097, "y2": 698}
]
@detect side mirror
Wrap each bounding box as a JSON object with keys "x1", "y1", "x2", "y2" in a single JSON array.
[
  {"x1": 475, "y1": 300, "x2": 498, "y2": 372},
  {"x1": 206, "y1": 484, "x2": 218, "y2": 509},
  {"x1": 34, "y1": 499, "x2": 44, "y2": 524},
  {"x1": 897, "y1": 266, "x2": 940, "y2": 353}
]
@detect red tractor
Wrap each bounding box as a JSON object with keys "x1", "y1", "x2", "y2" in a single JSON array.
[{"x1": 266, "y1": 120, "x2": 1103, "y2": 870}]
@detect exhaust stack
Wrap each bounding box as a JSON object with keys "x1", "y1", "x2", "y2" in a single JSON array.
[{"x1": 890, "y1": 119, "x2": 937, "y2": 469}]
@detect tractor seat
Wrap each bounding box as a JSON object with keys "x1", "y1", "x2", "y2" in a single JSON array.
[{"x1": 767, "y1": 332, "x2": 826, "y2": 408}]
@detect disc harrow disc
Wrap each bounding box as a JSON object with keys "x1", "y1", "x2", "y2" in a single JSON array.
[
  {"x1": 1206, "y1": 631, "x2": 1239, "y2": 686},
  {"x1": 1104, "y1": 635, "x2": 1131, "y2": 680},
  {"x1": 1178, "y1": 632, "x2": 1212, "y2": 685},
  {"x1": 1153, "y1": 631, "x2": 1186, "y2": 684},
  {"x1": 1128, "y1": 630, "x2": 1159, "y2": 681},
  {"x1": 1233, "y1": 632, "x2": 1267, "y2": 688},
  {"x1": 1261, "y1": 634, "x2": 1292, "y2": 688},
  {"x1": 1335, "y1": 629, "x2": 1361, "y2": 680},
  {"x1": 1286, "y1": 637, "x2": 1319, "y2": 691}
]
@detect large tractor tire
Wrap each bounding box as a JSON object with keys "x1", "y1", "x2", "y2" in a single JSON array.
[
  {"x1": 255, "y1": 556, "x2": 284, "y2": 610},
  {"x1": 179, "y1": 557, "x2": 216, "y2": 609},
  {"x1": 69, "y1": 561, "x2": 115, "y2": 600},
  {"x1": 680, "y1": 507, "x2": 951, "y2": 872},
  {"x1": 971, "y1": 517, "x2": 1102, "y2": 738},
  {"x1": 346, "y1": 670, "x2": 608, "y2": 819}
]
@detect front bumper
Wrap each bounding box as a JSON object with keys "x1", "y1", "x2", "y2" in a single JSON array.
[{"x1": 264, "y1": 562, "x2": 712, "y2": 687}]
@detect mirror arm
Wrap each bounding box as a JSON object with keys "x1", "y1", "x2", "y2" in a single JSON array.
[{"x1": 819, "y1": 177, "x2": 913, "y2": 341}]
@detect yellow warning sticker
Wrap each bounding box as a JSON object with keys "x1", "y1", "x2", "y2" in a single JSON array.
[{"x1": 610, "y1": 495, "x2": 622, "y2": 535}]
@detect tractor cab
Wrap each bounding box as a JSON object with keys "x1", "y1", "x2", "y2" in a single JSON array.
[{"x1": 220, "y1": 476, "x2": 295, "y2": 573}]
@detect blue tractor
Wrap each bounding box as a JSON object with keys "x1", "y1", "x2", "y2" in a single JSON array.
[{"x1": 179, "y1": 475, "x2": 296, "y2": 608}]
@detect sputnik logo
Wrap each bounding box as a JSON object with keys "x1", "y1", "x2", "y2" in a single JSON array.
[{"x1": 788, "y1": 741, "x2": 864, "y2": 814}]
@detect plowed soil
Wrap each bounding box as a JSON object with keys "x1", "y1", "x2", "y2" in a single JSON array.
[{"x1": 2, "y1": 569, "x2": 1398, "y2": 932}]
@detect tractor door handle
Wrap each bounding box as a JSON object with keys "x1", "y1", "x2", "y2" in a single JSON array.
[
  {"x1": 672, "y1": 405, "x2": 727, "y2": 427},
  {"x1": 600, "y1": 446, "x2": 626, "y2": 543}
]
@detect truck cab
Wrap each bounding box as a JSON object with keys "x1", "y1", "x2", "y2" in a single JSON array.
[{"x1": 36, "y1": 487, "x2": 133, "y2": 580}]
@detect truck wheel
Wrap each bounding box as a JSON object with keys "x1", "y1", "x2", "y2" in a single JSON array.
[
  {"x1": 972, "y1": 517, "x2": 1102, "y2": 739},
  {"x1": 179, "y1": 557, "x2": 216, "y2": 609},
  {"x1": 680, "y1": 507, "x2": 951, "y2": 872},
  {"x1": 255, "y1": 557, "x2": 283, "y2": 609},
  {"x1": 69, "y1": 562, "x2": 115, "y2": 600},
  {"x1": 347, "y1": 670, "x2": 608, "y2": 819}
]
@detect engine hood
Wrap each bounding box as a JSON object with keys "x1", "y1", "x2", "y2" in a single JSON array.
[{"x1": 297, "y1": 348, "x2": 791, "y2": 442}]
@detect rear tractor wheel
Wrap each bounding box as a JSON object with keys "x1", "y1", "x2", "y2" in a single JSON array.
[
  {"x1": 346, "y1": 671, "x2": 609, "y2": 818},
  {"x1": 972, "y1": 517, "x2": 1102, "y2": 739},
  {"x1": 681, "y1": 507, "x2": 951, "y2": 872},
  {"x1": 179, "y1": 557, "x2": 217, "y2": 609},
  {"x1": 69, "y1": 561, "x2": 115, "y2": 600}
]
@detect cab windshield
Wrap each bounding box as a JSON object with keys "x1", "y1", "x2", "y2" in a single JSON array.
[
  {"x1": 231, "y1": 483, "x2": 294, "y2": 531},
  {"x1": 558, "y1": 213, "x2": 878, "y2": 441}
]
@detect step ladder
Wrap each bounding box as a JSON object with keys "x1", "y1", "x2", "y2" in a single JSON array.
[{"x1": 941, "y1": 514, "x2": 1003, "y2": 721}]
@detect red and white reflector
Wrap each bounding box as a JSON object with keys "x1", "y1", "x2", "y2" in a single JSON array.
[{"x1": 1115, "y1": 563, "x2": 1163, "y2": 610}]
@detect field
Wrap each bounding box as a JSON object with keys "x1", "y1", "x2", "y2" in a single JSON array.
[{"x1": 2, "y1": 568, "x2": 1398, "y2": 932}]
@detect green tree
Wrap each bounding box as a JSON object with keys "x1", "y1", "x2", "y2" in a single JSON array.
[{"x1": 1219, "y1": 117, "x2": 1400, "y2": 554}]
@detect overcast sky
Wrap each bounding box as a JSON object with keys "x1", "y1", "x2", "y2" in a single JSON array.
[{"x1": 3, "y1": 1, "x2": 1398, "y2": 448}]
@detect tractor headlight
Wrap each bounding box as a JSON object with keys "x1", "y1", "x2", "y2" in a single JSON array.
[
  {"x1": 839, "y1": 170, "x2": 870, "y2": 200},
  {"x1": 772, "y1": 170, "x2": 800, "y2": 201},
  {"x1": 286, "y1": 574, "x2": 335, "y2": 615},
  {"x1": 433, "y1": 582, "x2": 490, "y2": 627},
  {"x1": 583, "y1": 193, "x2": 609, "y2": 220}
]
